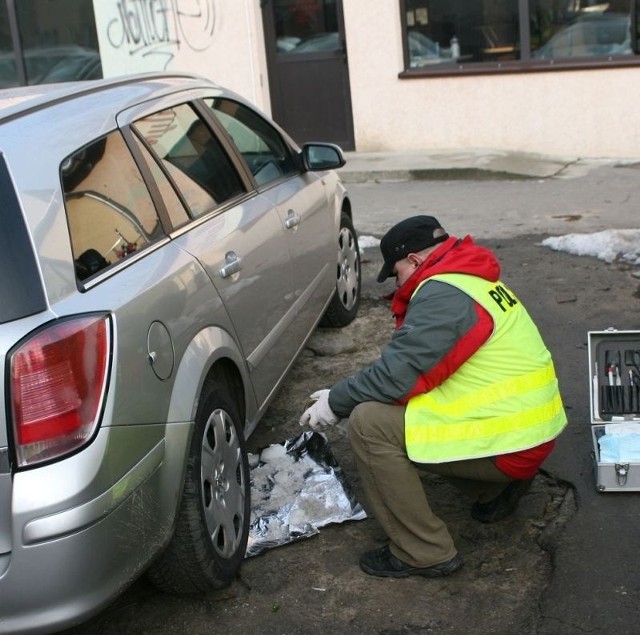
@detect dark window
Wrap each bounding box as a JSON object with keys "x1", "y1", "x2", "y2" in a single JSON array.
[
  {"x1": 531, "y1": 2, "x2": 631, "y2": 60},
  {"x1": 273, "y1": 0, "x2": 339, "y2": 54},
  {"x1": 15, "y1": 0, "x2": 101, "y2": 84},
  {"x1": 133, "y1": 104, "x2": 246, "y2": 217},
  {"x1": 62, "y1": 133, "x2": 164, "y2": 282},
  {"x1": 205, "y1": 98, "x2": 298, "y2": 187},
  {"x1": 0, "y1": 3, "x2": 18, "y2": 88},
  {"x1": 401, "y1": 0, "x2": 635, "y2": 74},
  {"x1": 0, "y1": 153, "x2": 47, "y2": 322},
  {"x1": 0, "y1": 0, "x2": 101, "y2": 87}
]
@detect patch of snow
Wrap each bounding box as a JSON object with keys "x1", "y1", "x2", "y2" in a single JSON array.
[
  {"x1": 358, "y1": 234, "x2": 381, "y2": 250},
  {"x1": 541, "y1": 229, "x2": 640, "y2": 265}
]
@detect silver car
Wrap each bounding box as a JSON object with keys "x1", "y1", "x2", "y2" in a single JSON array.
[{"x1": 0, "y1": 73, "x2": 360, "y2": 634}]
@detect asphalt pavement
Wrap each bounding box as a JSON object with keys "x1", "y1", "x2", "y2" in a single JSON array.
[{"x1": 339, "y1": 150, "x2": 640, "y2": 634}]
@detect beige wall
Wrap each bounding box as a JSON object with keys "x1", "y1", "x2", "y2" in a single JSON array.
[
  {"x1": 343, "y1": 1, "x2": 640, "y2": 158},
  {"x1": 94, "y1": 0, "x2": 271, "y2": 114}
]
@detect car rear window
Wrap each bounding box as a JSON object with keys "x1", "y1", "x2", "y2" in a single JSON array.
[
  {"x1": 61, "y1": 132, "x2": 165, "y2": 282},
  {"x1": 0, "y1": 152, "x2": 46, "y2": 324}
]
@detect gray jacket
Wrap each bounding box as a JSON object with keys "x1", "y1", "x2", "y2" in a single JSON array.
[{"x1": 328, "y1": 280, "x2": 479, "y2": 418}]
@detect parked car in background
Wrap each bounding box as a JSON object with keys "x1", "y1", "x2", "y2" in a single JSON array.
[
  {"x1": 407, "y1": 31, "x2": 456, "y2": 67},
  {"x1": 0, "y1": 72, "x2": 360, "y2": 634},
  {"x1": 288, "y1": 31, "x2": 341, "y2": 53},
  {"x1": 276, "y1": 36, "x2": 302, "y2": 52},
  {"x1": 532, "y1": 12, "x2": 631, "y2": 59},
  {"x1": 0, "y1": 45, "x2": 102, "y2": 88}
]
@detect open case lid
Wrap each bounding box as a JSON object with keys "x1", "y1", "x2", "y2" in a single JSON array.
[{"x1": 588, "y1": 328, "x2": 640, "y2": 423}]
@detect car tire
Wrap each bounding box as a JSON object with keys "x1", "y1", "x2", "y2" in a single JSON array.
[
  {"x1": 320, "y1": 212, "x2": 361, "y2": 328},
  {"x1": 147, "y1": 378, "x2": 250, "y2": 594}
]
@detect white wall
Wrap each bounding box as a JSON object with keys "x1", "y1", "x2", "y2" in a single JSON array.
[
  {"x1": 93, "y1": 0, "x2": 270, "y2": 113},
  {"x1": 343, "y1": 1, "x2": 640, "y2": 158}
]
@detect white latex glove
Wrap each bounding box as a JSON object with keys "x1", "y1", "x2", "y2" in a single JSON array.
[{"x1": 299, "y1": 389, "x2": 339, "y2": 430}]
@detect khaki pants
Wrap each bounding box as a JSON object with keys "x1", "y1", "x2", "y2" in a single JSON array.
[{"x1": 348, "y1": 401, "x2": 512, "y2": 567}]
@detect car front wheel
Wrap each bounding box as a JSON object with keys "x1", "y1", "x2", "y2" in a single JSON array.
[
  {"x1": 321, "y1": 211, "x2": 361, "y2": 327},
  {"x1": 148, "y1": 378, "x2": 250, "y2": 594}
]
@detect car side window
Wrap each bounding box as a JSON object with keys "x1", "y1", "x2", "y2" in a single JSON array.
[
  {"x1": 204, "y1": 98, "x2": 298, "y2": 187},
  {"x1": 129, "y1": 132, "x2": 191, "y2": 230},
  {"x1": 62, "y1": 132, "x2": 164, "y2": 282},
  {"x1": 132, "y1": 103, "x2": 245, "y2": 217}
]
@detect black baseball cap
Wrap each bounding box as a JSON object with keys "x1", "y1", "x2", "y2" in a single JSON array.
[{"x1": 377, "y1": 215, "x2": 448, "y2": 283}]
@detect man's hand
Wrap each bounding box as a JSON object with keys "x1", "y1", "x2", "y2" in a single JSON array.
[{"x1": 299, "y1": 389, "x2": 339, "y2": 430}]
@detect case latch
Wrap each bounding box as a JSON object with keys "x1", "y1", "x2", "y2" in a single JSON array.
[{"x1": 615, "y1": 463, "x2": 630, "y2": 485}]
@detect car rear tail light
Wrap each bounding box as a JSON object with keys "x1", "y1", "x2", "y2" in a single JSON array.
[{"x1": 10, "y1": 314, "x2": 111, "y2": 468}]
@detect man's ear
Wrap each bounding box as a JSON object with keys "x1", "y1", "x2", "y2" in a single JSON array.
[{"x1": 407, "y1": 253, "x2": 422, "y2": 267}]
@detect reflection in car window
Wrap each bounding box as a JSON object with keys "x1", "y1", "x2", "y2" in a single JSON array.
[
  {"x1": 133, "y1": 104, "x2": 245, "y2": 217},
  {"x1": 130, "y1": 132, "x2": 191, "y2": 230},
  {"x1": 62, "y1": 132, "x2": 164, "y2": 282},
  {"x1": 205, "y1": 98, "x2": 297, "y2": 187}
]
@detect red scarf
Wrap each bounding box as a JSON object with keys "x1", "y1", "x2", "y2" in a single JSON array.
[{"x1": 390, "y1": 237, "x2": 460, "y2": 328}]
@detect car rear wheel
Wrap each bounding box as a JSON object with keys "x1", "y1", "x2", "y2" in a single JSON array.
[
  {"x1": 148, "y1": 378, "x2": 250, "y2": 594},
  {"x1": 321, "y1": 211, "x2": 361, "y2": 327}
]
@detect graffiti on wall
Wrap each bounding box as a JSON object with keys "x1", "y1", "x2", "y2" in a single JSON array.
[{"x1": 103, "y1": 0, "x2": 217, "y2": 69}]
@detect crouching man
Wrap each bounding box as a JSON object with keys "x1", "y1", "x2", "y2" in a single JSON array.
[{"x1": 300, "y1": 215, "x2": 567, "y2": 578}]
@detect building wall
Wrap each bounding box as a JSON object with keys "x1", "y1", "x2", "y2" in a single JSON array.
[
  {"x1": 343, "y1": 0, "x2": 640, "y2": 158},
  {"x1": 91, "y1": 1, "x2": 640, "y2": 159},
  {"x1": 92, "y1": 0, "x2": 271, "y2": 114}
]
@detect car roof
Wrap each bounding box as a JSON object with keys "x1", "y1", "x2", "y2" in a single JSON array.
[{"x1": 0, "y1": 72, "x2": 221, "y2": 123}]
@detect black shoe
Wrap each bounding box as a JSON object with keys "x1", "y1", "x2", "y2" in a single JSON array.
[
  {"x1": 359, "y1": 545, "x2": 462, "y2": 579},
  {"x1": 471, "y1": 478, "x2": 534, "y2": 524}
]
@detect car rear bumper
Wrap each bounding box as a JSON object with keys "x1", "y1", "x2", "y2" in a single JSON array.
[{"x1": 0, "y1": 421, "x2": 192, "y2": 635}]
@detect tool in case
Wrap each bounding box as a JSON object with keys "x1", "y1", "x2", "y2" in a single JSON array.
[{"x1": 588, "y1": 328, "x2": 640, "y2": 491}]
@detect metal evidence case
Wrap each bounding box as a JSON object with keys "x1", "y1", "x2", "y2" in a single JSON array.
[{"x1": 588, "y1": 328, "x2": 640, "y2": 491}]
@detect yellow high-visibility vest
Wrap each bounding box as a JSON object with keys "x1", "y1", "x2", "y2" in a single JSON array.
[{"x1": 405, "y1": 273, "x2": 567, "y2": 463}]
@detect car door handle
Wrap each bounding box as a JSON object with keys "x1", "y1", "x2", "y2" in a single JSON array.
[
  {"x1": 219, "y1": 251, "x2": 241, "y2": 278},
  {"x1": 284, "y1": 210, "x2": 300, "y2": 229}
]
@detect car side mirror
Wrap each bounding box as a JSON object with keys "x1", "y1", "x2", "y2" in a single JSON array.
[{"x1": 301, "y1": 143, "x2": 346, "y2": 171}]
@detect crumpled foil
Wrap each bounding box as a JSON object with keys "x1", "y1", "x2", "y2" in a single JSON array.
[{"x1": 245, "y1": 430, "x2": 367, "y2": 558}]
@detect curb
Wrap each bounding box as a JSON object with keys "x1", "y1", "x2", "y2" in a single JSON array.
[{"x1": 338, "y1": 167, "x2": 538, "y2": 183}]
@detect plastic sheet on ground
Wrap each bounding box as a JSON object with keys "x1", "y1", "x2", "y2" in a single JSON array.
[{"x1": 245, "y1": 431, "x2": 367, "y2": 558}]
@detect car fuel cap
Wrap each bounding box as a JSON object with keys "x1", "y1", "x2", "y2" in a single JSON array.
[{"x1": 147, "y1": 321, "x2": 174, "y2": 380}]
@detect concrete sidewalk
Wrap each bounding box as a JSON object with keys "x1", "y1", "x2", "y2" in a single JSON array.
[{"x1": 339, "y1": 148, "x2": 636, "y2": 182}]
